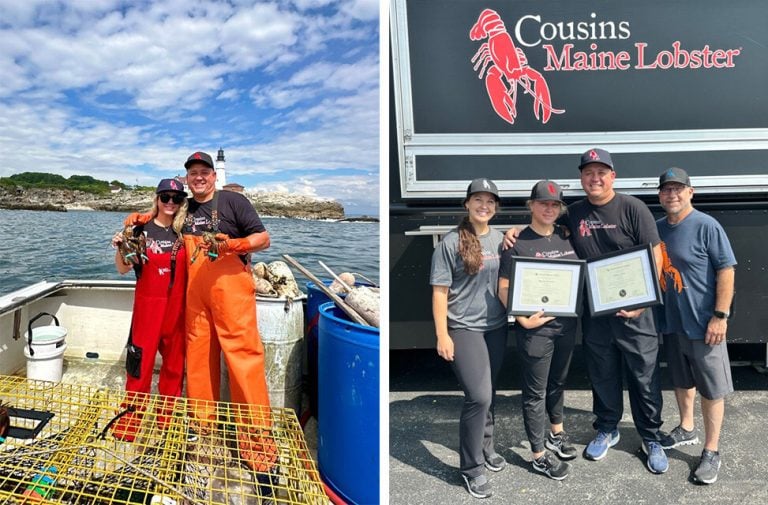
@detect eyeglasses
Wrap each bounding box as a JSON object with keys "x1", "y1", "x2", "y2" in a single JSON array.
[
  {"x1": 659, "y1": 185, "x2": 688, "y2": 195},
  {"x1": 158, "y1": 193, "x2": 185, "y2": 204}
]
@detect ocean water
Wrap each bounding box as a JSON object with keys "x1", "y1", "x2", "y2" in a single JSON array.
[{"x1": 0, "y1": 209, "x2": 379, "y2": 296}]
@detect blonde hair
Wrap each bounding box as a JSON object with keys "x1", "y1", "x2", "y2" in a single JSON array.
[{"x1": 150, "y1": 195, "x2": 188, "y2": 235}]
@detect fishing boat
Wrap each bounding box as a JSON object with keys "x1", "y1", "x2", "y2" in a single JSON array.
[{"x1": 0, "y1": 279, "x2": 328, "y2": 504}]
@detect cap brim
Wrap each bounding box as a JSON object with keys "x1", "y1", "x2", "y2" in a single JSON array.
[
  {"x1": 184, "y1": 160, "x2": 214, "y2": 169},
  {"x1": 579, "y1": 161, "x2": 613, "y2": 170}
]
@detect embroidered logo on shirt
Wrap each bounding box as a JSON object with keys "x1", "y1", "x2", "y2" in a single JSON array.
[{"x1": 578, "y1": 218, "x2": 617, "y2": 237}]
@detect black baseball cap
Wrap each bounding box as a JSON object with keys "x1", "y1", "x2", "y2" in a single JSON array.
[
  {"x1": 156, "y1": 178, "x2": 187, "y2": 196},
  {"x1": 579, "y1": 148, "x2": 613, "y2": 170},
  {"x1": 465, "y1": 178, "x2": 500, "y2": 202},
  {"x1": 184, "y1": 151, "x2": 214, "y2": 170},
  {"x1": 658, "y1": 167, "x2": 691, "y2": 188},
  {"x1": 530, "y1": 180, "x2": 564, "y2": 203}
]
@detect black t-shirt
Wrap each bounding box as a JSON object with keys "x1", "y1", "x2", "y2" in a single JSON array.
[
  {"x1": 560, "y1": 192, "x2": 660, "y2": 259},
  {"x1": 500, "y1": 226, "x2": 578, "y2": 338},
  {"x1": 560, "y1": 193, "x2": 659, "y2": 332},
  {"x1": 185, "y1": 190, "x2": 266, "y2": 238},
  {"x1": 143, "y1": 221, "x2": 179, "y2": 254}
]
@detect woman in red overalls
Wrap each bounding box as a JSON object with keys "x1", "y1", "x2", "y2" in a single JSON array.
[{"x1": 110, "y1": 178, "x2": 188, "y2": 441}]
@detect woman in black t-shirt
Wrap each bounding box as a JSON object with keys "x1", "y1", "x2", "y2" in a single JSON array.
[
  {"x1": 110, "y1": 178, "x2": 188, "y2": 442},
  {"x1": 498, "y1": 180, "x2": 578, "y2": 480}
]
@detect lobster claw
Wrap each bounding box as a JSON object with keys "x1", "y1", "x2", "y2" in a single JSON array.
[
  {"x1": 518, "y1": 67, "x2": 561, "y2": 124},
  {"x1": 484, "y1": 66, "x2": 517, "y2": 125}
]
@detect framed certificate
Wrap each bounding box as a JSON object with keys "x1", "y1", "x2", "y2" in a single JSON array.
[
  {"x1": 507, "y1": 257, "x2": 586, "y2": 318},
  {"x1": 585, "y1": 244, "x2": 662, "y2": 317}
]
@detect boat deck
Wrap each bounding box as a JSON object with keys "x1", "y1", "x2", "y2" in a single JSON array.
[
  {"x1": 390, "y1": 347, "x2": 768, "y2": 505},
  {"x1": 2, "y1": 358, "x2": 323, "y2": 504}
]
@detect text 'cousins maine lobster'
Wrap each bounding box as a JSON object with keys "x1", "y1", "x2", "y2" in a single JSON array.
[{"x1": 469, "y1": 8, "x2": 742, "y2": 126}]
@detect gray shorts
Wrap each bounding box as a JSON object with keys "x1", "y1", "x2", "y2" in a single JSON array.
[{"x1": 663, "y1": 333, "x2": 734, "y2": 400}]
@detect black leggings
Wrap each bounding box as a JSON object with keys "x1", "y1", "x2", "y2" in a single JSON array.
[{"x1": 449, "y1": 326, "x2": 508, "y2": 478}]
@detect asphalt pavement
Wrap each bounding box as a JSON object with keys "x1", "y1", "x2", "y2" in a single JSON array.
[{"x1": 389, "y1": 346, "x2": 768, "y2": 505}]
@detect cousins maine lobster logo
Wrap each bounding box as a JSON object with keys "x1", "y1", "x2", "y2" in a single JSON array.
[{"x1": 470, "y1": 8, "x2": 564, "y2": 125}]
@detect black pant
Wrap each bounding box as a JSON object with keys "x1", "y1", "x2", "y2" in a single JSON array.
[
  {"x1": 582, "y1": 311, "x2": 663, "y2": 441},
  {"x1": 449, "y1": 326, "x2": 508, "y2": 478},
  {"x1": 517, "y1": 329, "x2": 575, "y2": 453}
]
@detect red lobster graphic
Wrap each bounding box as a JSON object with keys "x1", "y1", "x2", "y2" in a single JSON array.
[{"x1": 470, "y1": 9, "x2": 564, "y2": 125}]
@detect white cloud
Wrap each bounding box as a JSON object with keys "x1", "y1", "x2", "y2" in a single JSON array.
[
  {"x1": 249, "y1": 55, "x2": 378, "y2": 109},
  {"x1": 339, "y1": 0, "x2": 379, "y2": 21},
  {"x1": 0, "y1": 0, "x2": 380, "y2": 212}
]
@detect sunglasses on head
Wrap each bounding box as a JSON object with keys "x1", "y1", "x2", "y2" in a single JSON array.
[{"x1": 158, "y1": 193, "x2": 185, "y2": 204}]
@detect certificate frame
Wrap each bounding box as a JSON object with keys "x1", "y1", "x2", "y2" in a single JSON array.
[
  {"x1": 507, "y1": 257, "x2": 586, "y2": 318},
  {"x1": 585, "y1": 243, "x2": 662, "y2": 317}
]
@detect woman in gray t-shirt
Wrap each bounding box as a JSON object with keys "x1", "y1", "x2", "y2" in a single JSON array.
[{"x1": 430, "y1": 178, "x2": 507, "y2": 499}]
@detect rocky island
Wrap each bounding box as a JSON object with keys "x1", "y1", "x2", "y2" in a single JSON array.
[{"x1": 0, "y1": 186, "x2": 347, "y2": 220}]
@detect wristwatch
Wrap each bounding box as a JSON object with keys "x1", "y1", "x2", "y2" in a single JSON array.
[{"x1": 713, "y1": 310, "x2": 729, "y2": 319}]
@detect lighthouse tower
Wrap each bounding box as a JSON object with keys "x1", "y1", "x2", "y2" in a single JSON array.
[{"x1": 215, "y1": 147, "x2": 227, "y2": 189}]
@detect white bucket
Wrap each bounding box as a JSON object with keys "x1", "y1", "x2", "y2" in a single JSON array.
[
  {"x1": 24, "y1": 313, "x2": 68, "y2": 383},
  {"x1": 24, "y1": 342, "x2": 67, "y2": 383},
  {"x1": 257, "y1": 295, "x2": 306, "y2": 413}
]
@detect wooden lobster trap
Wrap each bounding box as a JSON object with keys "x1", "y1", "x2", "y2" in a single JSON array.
[{"x1": 0, "y1": 375, "x2": 327, "y2": 504}]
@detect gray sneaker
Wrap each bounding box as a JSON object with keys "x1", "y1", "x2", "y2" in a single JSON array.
[
  {"x1": 484, "y1": 452, "x2": 507, "y2": 472},
  {"x1": 546, "y1": 430, "x2": 578, "y2": 460},
  {"x1": 532, "y1": 451, "x2": 572, "y2": 480},
  {"x1": 660, "y1": 425, "x2": 699, "y2": 449},
  {"x1": 693, "y1": 449, "x2": 721, "y2": 484},
  {"x1": 462, "y1": 473, "x2": 492, "y2": 499}
]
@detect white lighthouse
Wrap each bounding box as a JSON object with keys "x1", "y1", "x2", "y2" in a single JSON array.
[{"x1": 215, "y1": 147, "x2": 227, "y2": 189}]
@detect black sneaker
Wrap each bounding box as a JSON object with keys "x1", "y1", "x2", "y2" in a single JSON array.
[
  {"x1": 693, "y1": 449, "x2": 721, "y2": 484},
  {"x1": 545, "y1": 431, "x2": 578, "y2": 460},
  {"x1": 461, "y1": 473, "x2": 492, "y2": 499},
  {"x1": 532, "y1": 452, "x2": 571, "y2": 480},
  {"x1": 484, "y1": 452, "x2": 507, "y2": 472},
  {"x1": 660, "y1": 425, "x2": 699, "y2": 449}
]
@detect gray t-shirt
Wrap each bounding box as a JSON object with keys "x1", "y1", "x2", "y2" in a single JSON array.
[
  {"x1": 430, "y1": 228, "x2": 507, "y2": 332},
  {"x1": 656, "y1": 209, "x2": 737, "y2": 340}
]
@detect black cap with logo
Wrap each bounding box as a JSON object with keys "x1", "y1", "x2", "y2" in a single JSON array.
[
  {"x1": 530, "y1": 180, "x2": 564, "y2": 203},
  {"x1": 155, "y1": 178, "x2": 187, "y2": 196},
  {"x1": 184, "y1": 151, "x2": 215, "y2": 170},
  {"x1": 657, "y1": 167, "x2": 691, "y2": 188},
  {"x1": 465, "y1": 178, "x2": 500, "y2": 202},
  {"x1": 579, "y1": 148, "x2": 614, "y2": 170}
]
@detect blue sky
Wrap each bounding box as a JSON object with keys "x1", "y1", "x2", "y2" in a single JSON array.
[{"x1": 0, "y1": 0, "x2": 380, "y2": 216}]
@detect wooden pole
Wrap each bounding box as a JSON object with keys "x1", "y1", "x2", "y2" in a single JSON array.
[
  {"x1": 282, "y1": 254, "x2": 371, "y2": 327},
  {"x1": 318, "y1": 260, "x2": 353, "y2": 293}
]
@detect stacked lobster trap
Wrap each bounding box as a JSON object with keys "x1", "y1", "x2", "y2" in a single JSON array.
[{"x1": 0, "y1": 375, "x2": 327, "y2": 504}]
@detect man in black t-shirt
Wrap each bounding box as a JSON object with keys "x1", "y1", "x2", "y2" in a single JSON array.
[
  {"x1": 182, "y1": 152, "x2": 277, "y2": 490},
  {"x1": 562, "y1": 148, "x2": 667, "y2": 474}
]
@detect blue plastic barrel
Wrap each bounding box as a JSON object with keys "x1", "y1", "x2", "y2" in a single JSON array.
[
  {"x1": 306, "y1": 280, "x2": 371, "y2": 419},
  {"x1": 306, "y1": 280, "x2": 334, "y2": 418},
  {"x1": 318, "y1": 302, "x2": 379, "y2": 505}
]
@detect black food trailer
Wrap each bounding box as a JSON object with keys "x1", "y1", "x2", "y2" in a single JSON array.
[{"x1": 389, "y1": 0, "x2": 768, "y2": 363}]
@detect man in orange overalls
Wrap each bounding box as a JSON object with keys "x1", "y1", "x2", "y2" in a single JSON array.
[{"x1": 181, "y1": 151, "x2": 276, "y2": 476}]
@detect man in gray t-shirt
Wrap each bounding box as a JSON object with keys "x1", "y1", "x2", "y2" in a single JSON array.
[{"x1": 656, "y1": 167, "x2": 736, "y2": 485}]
